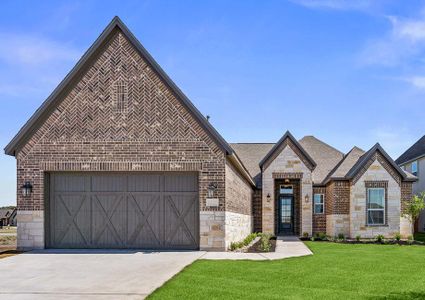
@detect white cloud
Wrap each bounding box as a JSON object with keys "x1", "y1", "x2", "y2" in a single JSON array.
[
  {"x1": 402, "y1": 76, "x2": 425, "y2": 89},
  {"x1": 289, "y1": 0, "x2": 375, "y2": 11},
  {"x1": 0, "y1": 32, "x2": 80, "y2": 66},
  {"x1": 360, "y1": 15, "x2": 425, "y2": 66}
]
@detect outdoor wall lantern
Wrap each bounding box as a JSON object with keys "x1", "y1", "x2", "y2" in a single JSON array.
[
  {"x1": 266, "y1": 193, "x2": 271, "y2": 202},
  {"x1": 21, "y1": 181, "x2": 33, "y2": 197},
  {"x1": 304, "y1": 194, "x2": 310, "y2": 204},
  {"x1": 207, "y1": 183, "x2": 217, "y2": 198}
]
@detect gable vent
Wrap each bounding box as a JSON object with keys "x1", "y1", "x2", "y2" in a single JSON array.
[{"x1": 114, "y1": 80, "x2": 129, "y2": 113}]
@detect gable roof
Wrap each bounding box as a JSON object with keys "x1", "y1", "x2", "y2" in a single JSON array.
[
  {"x1": 298, "y1": 136, "x2": 344, "y2": 184},
  {"x1": 230, "y1": 143, "x2": 274, "y2": 187},
  {"x1": 324, "y1": 146, "x2": 365, "y2": 183},
  {"x1": 395, "y1": 135, "x2": 425, "y2": 165},
  {"x1": 259, "y1": 131, "x2": 316, "y2": 170},
  {"x1": 346, "y1": 143, "x2": 414, "y2": 181},
  {"x1": 4, "y1": 16, "x2": 233, "y2": 157}
]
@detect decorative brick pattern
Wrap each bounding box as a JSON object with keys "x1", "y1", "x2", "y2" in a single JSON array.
[
  {"x1": 15, "y1": 29, "x2": 229, "y2": 250},
  {"x1": 313, "y1": 186, "x2": 326, "y2": 234},
  {"x1": 272, "y1": 172, "x2": 303, "y2": 179}
]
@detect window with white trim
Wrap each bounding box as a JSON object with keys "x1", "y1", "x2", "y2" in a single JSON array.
[
  {"x1": 411, "y1": 161, "x2": 418, "y2": 176},
  {"x1": 367, "y1": 188, "x2": 385, "y2": 225},
  {"x1": 313, "y1": 194, "x2": 324, "y2": 214}
]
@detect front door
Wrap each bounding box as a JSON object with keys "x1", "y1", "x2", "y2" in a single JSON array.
[{"x1": 278, "y1": 185, "x2": 294, "y2": 235}]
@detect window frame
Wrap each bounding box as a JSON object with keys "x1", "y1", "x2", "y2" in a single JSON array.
[
  {"x1": 411, "y1": 160, "x2": 418, "y2": 176},
  {"x1": 313, "y1": 193, "x2": 325, "y2": 215},
  {"x1": 366, "y1": 187, "x2": 385, "y2": 226}
]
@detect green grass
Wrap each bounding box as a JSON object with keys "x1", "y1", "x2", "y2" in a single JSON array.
[
  {"x1": 148, "y1": 242, "x2": 425, "y2": 299},
  {"x1": 414, "y1": 232, "x2": 425, "y2": 242}
]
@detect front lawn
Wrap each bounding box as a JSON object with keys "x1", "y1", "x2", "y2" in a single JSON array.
[{"x1": 149, "y1": 242, "x2": 425, "y2": 299}]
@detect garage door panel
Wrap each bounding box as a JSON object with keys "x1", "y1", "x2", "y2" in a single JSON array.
[
  {"x1": 91, "y1": 194, "x2": 126, "y2": 248},
  {"x1": 52, "y1": 194, "x2": 91, "y2": 248},
  {"x1": 128, "y1": 174, "x2": 161, "y2": 192},
  {"x1": 127, "y1": 194, "x2": 162, "y2": 247},
  {"x1": 49, "y1": 173, "x2": 199, "y2": 249}
]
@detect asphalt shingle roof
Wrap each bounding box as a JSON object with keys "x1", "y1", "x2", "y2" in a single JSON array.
[{"x1": 395, "y1": 135, "x2": 425, "y2": 165}]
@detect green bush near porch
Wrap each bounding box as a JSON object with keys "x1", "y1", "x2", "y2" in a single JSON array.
[{"x1": 148, "y1": 242, "x2": 425, "y2": 299}]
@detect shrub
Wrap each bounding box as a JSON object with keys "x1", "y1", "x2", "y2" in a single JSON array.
[
  {"x1": 337, "y1": 233, "x2": 345, "y2": 240},
  {"x1": 303, "y1": 232, "x2": 309, "y2": 238},
  {"x1": 310, "y1": 237, "x2": 315, "y2": 241},
  {"x1": 230, "y1": 242, "x2": 238, "y2": 251},
  {"x1": 229, "y1": 233, "x2": 258, "y2": 251},
  {"x1": 394, "y1": 233, "x2": 401, "y2": 241},
  {"x1": 376, "y1": 234, "x2": 385, "y2": 243},
  {"x1": 355, "y1": 234, "x2": 361, "y2": 242},
  {"x1": 259, "y1": 233, "x2": 272, "y2": 252},
  {"x1": 318, "y1": 232, "x2": 327, "y2": 241},
  {"x1": 407, "y1": 235, "x2": 414, "y2": 245}
]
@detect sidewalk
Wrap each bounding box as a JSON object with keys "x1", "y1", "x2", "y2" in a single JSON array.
[{"x1": 202, "y1": 236, "x2": 313, "y2": 260}]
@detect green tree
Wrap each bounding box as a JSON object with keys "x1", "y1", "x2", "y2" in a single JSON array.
[{"x1": 403, "y1": 192, "x2": 425, "y2": 233}]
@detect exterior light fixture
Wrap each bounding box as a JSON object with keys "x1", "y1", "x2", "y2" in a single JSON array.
[
  {"x1": 21, "y1": 181, "x2": 33, "y2": 197},
  {"x1": 266, "y1": 193, "x2": 271, "y2": 202},
  {"x1": 284, "y1": 178, "x2": 290, "y2": 183},
  {"x1": 207, "y1": 183, "x2": 217, "y2": 198},
  {"x1": 304, "y1": 194, "x2": 310, "y2": 203}
]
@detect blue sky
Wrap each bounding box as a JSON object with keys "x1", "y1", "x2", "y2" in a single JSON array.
[{"x1": 1, "y1": 0, "x2": 425, "y2": 206}]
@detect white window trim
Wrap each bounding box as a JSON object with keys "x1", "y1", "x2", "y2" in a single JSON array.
[
  {"x1": 367, "y1": 188, "x2": 385, "y2": 226},
  {"x1": 313, "y1": 193, "x2": 325, "y2": 214}
]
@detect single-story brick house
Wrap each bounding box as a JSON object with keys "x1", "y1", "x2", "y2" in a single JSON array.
[{"x1": 5, "y1": 17, "x2": 417, "y2": 251}]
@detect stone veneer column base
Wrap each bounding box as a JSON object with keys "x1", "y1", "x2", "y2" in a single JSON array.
[
  {"x1": 224, "y1": 211, "x2": 252, "y2": 250},
  {"x1": 400, "y1": 216, "x2": 412, "y2": 238},
  {"x1": 326, "y1": 214, "x2": 350, "y2": 238},
  {"x1": 200, "y1": 211, "x2": 225, "y2": 251},
  {"x1": 17, "y1": 210, "x2": 44, "y2": 250}
]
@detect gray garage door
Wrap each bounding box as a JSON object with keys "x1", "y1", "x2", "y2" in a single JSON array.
[{"x1": 47, "y1": 173, "x2": 199, "y2": 249}]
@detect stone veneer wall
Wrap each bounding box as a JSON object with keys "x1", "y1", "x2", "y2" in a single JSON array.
[
  {"x1": 350, "y1": 159, "x2": 402, "y2": 238},
  {"x1": 262, "y1": 144, "x2": 313, "y2": 236},
  {"x1": 17, "y1": 211, "x2": 44, "y2": 250},
  {"x1": 15, "y1": 29, "x2": 227, "y2": 250},
  {"x1": 200, "y1": 211, "x2": 225, "y2": 251},
  {"x1": 224, "y1": 212, "x2": 252, "y2": 249}
]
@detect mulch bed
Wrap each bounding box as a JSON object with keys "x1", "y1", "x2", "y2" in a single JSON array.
[
  {"x1": 247, "y1": 237, "x2": 276, "y2": 253},
  {"x1": 300, "y1": 238, "x2": 424, "y2": 246}
]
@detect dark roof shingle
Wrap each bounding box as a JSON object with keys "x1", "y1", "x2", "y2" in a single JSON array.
[{"x1": 395, "y1": 135, "x2": 425, "y2": 165}]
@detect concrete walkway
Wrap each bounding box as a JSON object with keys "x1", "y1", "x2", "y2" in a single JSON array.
[{"x1": 202, "y1": 236, "x2": 312, "y2": 260}]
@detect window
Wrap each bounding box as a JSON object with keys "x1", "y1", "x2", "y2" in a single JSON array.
[
  {"x1": 279, "y1": 185, "x2": 293, "y2": 194},
  {"x1": 367, "y1": 188, "x2": 385, "y2": 225},
  {"x1": 313, "y1": 194, "x2": 324, "y2": 214},
  {"x1": 411, "y1": 161, "x2": 418, "y2": 176}
]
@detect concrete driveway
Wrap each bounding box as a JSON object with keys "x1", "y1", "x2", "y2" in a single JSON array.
[{"x1": 0, "y1": 249, "x2": 205, "y2": 299}]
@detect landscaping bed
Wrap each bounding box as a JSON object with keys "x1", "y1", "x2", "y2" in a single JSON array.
[{"x1": 247, "y1": 236, "x2": 276, "y2": 253}]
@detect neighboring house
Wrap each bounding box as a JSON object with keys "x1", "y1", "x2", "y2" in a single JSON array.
[
  {"x1": 4, "y1": 17, "x2": 416, "y2": 251},
  {"x1": 0, "y1": 208, "x2": 17, "y2": 227},
  {"x1": 396, "y1": 135, "x2": 425, "y2": 232}
]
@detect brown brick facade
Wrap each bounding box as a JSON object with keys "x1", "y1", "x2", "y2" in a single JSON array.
[
  {"x1": 16, "y1": 29, "x2": 227, "y2": 213},
  {"x1": 401, "y1": 182, "x2": 413, "y2": 214},
  {"x1": 253, "y1": 189, "x2": 262, "y2": 232},
  {"x1": 326, "y1": 180, "x2": 350, "y2": 215},
  {"x1": 313, "y1": 186, "x2": 326, "y2": 234},
  {"x1": 225, "y1": 160, "x2": 253, "y2": 215}
]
